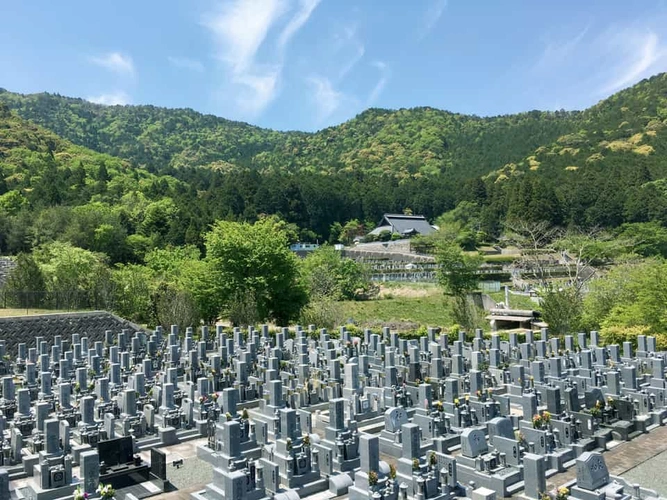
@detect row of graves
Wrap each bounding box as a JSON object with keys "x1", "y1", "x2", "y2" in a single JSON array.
[
  {"x1": 187, "y1": 324, "x2": 667, "y2": 500},
  {"x1": 0, "y1": 321, "x2": 666, "y2": 500}
]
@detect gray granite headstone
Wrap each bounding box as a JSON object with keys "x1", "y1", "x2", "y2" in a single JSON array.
[
  {"x1": 80, "y1": 450, "x2": 100, "y2": 494},
  {"x1": 401, "y1": 423, "x2": 421, "y2": 459},
  {"x1": 460, "y1": 428, "x2": 487, "y2": 458},
  {"x1": 523, "y1": 453, "x2": 546, "y2": 499},
  {"x1": 359, "y1": 433, "x2": 379, "y2": 473},
  {"x1": 384, "y1": 407, "x2": 408, "y2": 433},
  {"x1": 576, "y1": 452, "x2": 609, "y2": 490}
]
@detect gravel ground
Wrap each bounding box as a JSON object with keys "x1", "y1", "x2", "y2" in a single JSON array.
[
  {"x1": 620, "y1": 449, "x2": 667, "y2": 496},
  {"x1": 166, "y1": 456, "x2": 214, "y2": 490}
]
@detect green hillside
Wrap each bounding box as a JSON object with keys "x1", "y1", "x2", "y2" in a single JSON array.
[
  {"x1": 0, "y1": 88, "x2": 578, "y2": 179},
  {"x1": 0, "y1": 73, "x2": 666, "y2": 244}
]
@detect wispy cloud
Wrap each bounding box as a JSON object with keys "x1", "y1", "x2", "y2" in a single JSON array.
[
  {"x1": 89, "y1": 52, "x2": 134, "y2": 75},
  {"x1": 422, "y1": 0, "x2": 448, "y2": 38},
  {"x1": 526, "y1": 19, "x2": 667, "y2": 109},
  {"x1": 598, "y1": 29, "x2": 667, "y2": 94},
  {"x1": 86, "y1": 91, "x2": 131, "y2": 106},
  {"x1": 307, "y1": 75, "x2": 346, "y2": 120},
  {"x1": 203, "y1": 0, "x2": 321, "y2": 116},
  {"x1": 532, "y1": 24, "x2": 591, "y2": 74},
  {"x1": 168, "y1": 56, "x2": 205, "y2": 72},
  {"x1": 336, "y1": 25, "x2": 366, "y2": 80},
  {"x1": 368, "y1": 61, "x2": 390, "y2": 105},
  {"x1": 277, "y1": 0, "x2": 321, "y2": 51}
]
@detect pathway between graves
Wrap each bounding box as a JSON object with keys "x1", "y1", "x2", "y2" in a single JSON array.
[{"x1": 543, "y1": 425, "x2": 667, "y2": 494}]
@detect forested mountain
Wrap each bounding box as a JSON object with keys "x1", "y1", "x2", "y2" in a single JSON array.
[
  {"x1": 0, "y1": 73, "x2": 666, "y2": 250},
  {"x1": 0, "y1": 87, "x2": 578, "y2": 179}
]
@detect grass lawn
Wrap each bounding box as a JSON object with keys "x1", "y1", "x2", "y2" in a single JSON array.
[
  {"x1": 340, "y1": 285, "x2": 453, "y2": 328},
  {"x1": 488, "y1": 291, "x2": 539, "y2": 310}
]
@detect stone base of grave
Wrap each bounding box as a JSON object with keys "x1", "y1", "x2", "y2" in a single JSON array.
[
  {"x1": 650, "y1": 409, "x2": 667, "y2": 426},
  {"x1": 634, "y1": 415, "x2": 651, "y2": 434},
  {"x1": 22, "y1": 454, "x2": 39, "y2": 476},
  {"x1": 610, "y1": 420, "x2": 634, "y2": 441},
  {"x1": 571, "y1": 438, "x2": 597, "y2": 457},
  {"x1": 158, "y1": 426, "x2": 178, "y2": 445},
  {"x1": 455, "y1": 462, "x2": 522, "y2": 498},
  {"x1": 191, "y1": 483, "x2": 274, "y2": 500},
  {"x1": 545, "y1": 447, "x2": 575, "y2": 473},
  {"x1": 194, "y1": 419, "x2": 208, "y2": 436},
  {"x1": 19, "y1": 479, "x2": 79, "y2": 500},
  {"x1": 329, "y1": 472, "x2": 354, "y2": 495},
  {"x1": 569, "y1": 485, "x2": 606, "y2": 500},
  {"x1": 70, "y1": 444, "x2": 92, "y2": 466},
  {"x1": 196, "y1": 440, "x2": 262, "y2": 465},
  {"x1": 472, "y1": 486, "x2": 497, "y2": 500},
  {"x1": 349, "y1": 485, "x2": 401, "y2": 500}
]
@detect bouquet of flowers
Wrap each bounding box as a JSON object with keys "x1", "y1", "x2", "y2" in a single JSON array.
[
  {"x1": 73, "y1": 486, "x2": 89, "y2": 500},
  {"x1": 97, "y1": 483, "x2": 115, "y2": 500}
]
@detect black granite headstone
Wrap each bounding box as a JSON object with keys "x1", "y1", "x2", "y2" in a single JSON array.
[{"x1": 151, "y1": 448, "x2": 167, "y2": 480}]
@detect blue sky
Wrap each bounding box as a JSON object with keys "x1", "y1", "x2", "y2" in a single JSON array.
[{"x1": 2, "y1": 0, "x2": 667, "y2": 131}]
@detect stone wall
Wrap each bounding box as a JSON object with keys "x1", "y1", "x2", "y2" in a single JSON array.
[{"x1": 0, "y1": 310, "x2": 143, "y2": 354}]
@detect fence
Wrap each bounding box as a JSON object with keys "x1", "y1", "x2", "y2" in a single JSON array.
[{"x1": 0, "y1": 289, "x2": 115, "y2": 312}]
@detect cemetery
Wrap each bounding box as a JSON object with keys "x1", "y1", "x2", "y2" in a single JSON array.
[{"x1": 0, "y1": 313, "x2": 666, "y2": 500}]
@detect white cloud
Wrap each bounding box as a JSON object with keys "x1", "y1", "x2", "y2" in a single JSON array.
[
  {"x1": 168, "y1": 56, "x2": 205, "y2": 72},
  {"x1": 308, "y1": 75, "x2": 345, "y2": 119},
  {"x1": 526, "y1": 19, "x2": 667, "y2": 109},
  {"x1": 278, "y1": 0, "x2": 321, "y2": 51},
  {"x1": 204, "y1": 0, "x2": 286, "y2": 73},
  {"x1": 86, "y1": 91, "x2": 131, "y2": 106},
  {"x1": 89, "y1": 52, "x2": 134, "y2": 75},
  {"x1": 203, "y1": 0, "x2": 321, "y2": 116},
  {"x1": 532, "y1": 24, "x2": 590, "y2": 74},
  {"x1": 598, "y1": 29, "x2": 667, "y2": 94},
  {"x1": 338, "y1": 43, "x2": 365, "y2": 80},
  {"x1": 422, "y1": 0, "x2": 448, "y2": 38},
  {"x1": 368, "y1": 61, "x2": 390, "y2": 105}
]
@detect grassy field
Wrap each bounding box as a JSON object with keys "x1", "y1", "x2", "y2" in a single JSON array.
[
  {"x1": 339, "y1": 283, "x2": 540, "y2": 330},
  {"x1": 340, "y1": 284, "x2": 453, "y2": 328},
  {"x1": 487, "y1": 291, "x2": 539, "y2": 310}
]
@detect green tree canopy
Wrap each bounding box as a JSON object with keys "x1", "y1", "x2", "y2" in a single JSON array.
[
  {"x1": 204, "y1": 217, "x2": 308, "y2": 325},
  {"x1": 301, "y1": 246, "x2": 374, "y2": 301}
]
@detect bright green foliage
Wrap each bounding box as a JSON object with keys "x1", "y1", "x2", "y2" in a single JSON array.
[
  {"x1": 601, "y1": 260, "x2": 667, "y2": 334},
  {"x1": 302, "y1": 246, "x2": 373, "y2": 301},
  {"x1": 435, "y1": 241, "x2": 483, "y2": 331},
  {"x1": 204, "y1": 218, "x2": 308, "y2": 325},
  {"x1": 539, "y1": 286, "x2": 583, "y2": 336},
  {"x1": 111, "y1": 264, "x2": 156, "y2": 324},
  {"x1": 33, "y1": 242, "x2": 112, "y2": 309},
  {"x1": 615, "y1": 222, "x2": 667, "y2": 258},
  {"x1": 583, "y1": 259, "x2": 667, "y2": 340},
  {"x1": 435, "y1": 242, "x2": 482, "y2": 297}
]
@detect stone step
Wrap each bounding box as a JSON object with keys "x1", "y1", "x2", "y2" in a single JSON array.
[
  {"x1": 563, "y1": 459, "x2": 577, "y2": 469},
  {"x1": 506, "y1": 481, "x2": 525, "y2": 495}
]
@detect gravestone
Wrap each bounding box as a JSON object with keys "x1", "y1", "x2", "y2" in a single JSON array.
[
  {"x1": 576, "y1": 452, "x2": 609, "y2": 490},
  {"x1": 523, "y1": 453, "x2": 546, "y2": 500},
  {"x1": 384, "y1": 407, "x2": 408, "y2": 433},
  {"x1": 80, "y1": 450, "x2": 100, "y2": 494},
  {"x1": 460, "y1": 428, "x2": 487, "y2": 458},
  {"x1": 151, "y1": 448, "x2": 167, "y2": 480}
]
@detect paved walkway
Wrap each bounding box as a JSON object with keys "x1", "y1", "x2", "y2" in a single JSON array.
[{"x1": 546, "y1": 425, "x2": 667, "y2": 492}]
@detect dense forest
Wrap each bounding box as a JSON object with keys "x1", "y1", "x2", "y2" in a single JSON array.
[{"x1": 0, "y1": 73, "x2": 666, "y2": 254}]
